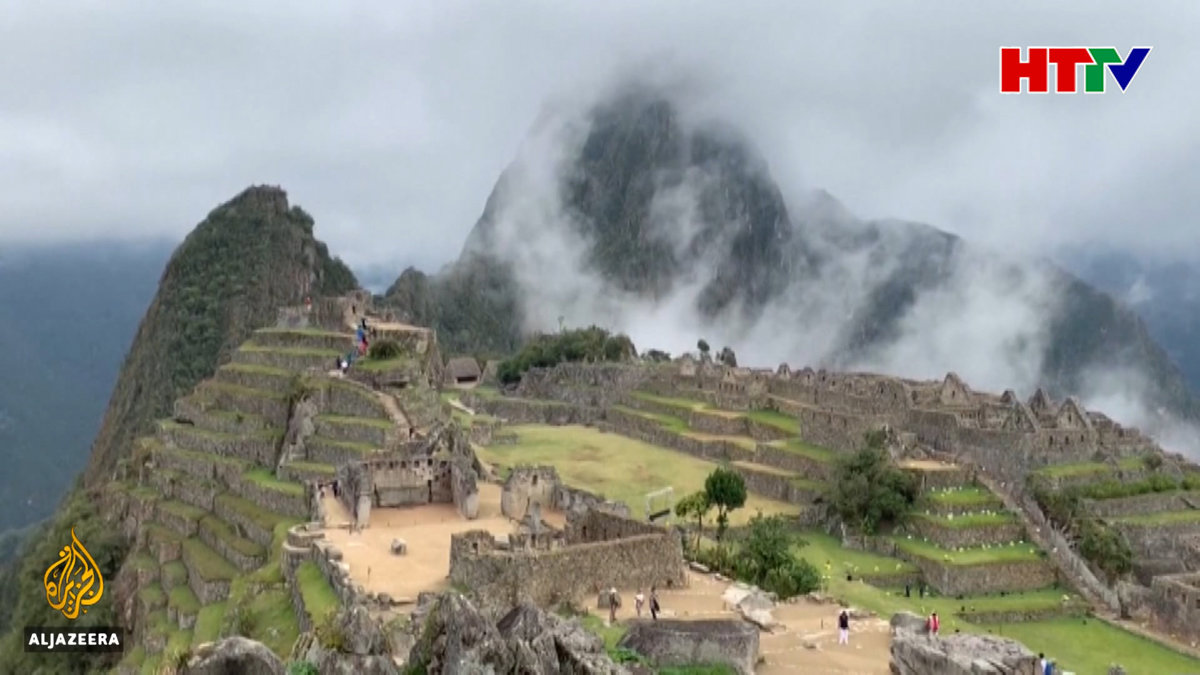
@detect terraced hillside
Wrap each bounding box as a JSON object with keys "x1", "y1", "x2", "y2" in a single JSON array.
[
  {"x1": 1029, "y1": 457, "x2": 1200, "y2": 580},
  {"x1": 104, "y1": 325, "x2": 406, "y2": 673}
]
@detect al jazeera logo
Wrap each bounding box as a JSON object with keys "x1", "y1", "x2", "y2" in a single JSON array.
[{"x1": 24, "y1": 528, "x2": 124, "y2": 653}]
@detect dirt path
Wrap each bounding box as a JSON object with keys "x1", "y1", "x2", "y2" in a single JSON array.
[
  {"x1": 446, "y1": 397, "x2": 476, "y2": 416},
  {"x1": 601, "y1": 572, "x2": 891, "y2": 674},
  {"x1": 374, "y1": 390, "x2": 409, "y2": 429}
]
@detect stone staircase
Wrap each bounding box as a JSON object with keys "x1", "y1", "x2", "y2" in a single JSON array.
[{"x1": 109, "y1": 325, "x2": 413, "y2": 673}]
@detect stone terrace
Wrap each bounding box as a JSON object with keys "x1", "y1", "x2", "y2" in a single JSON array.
[{"x1": 108, "y1": 319, "x2": 414, "y2": 672}]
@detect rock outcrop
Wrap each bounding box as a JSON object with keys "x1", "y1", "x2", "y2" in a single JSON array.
[
  {"x1": 888, "y1": 612, "x2": 1037, "y2": 675},
  {"x1": 183, "y1": 637, "x2": 286, "y2": 675},
  {"x1": 617, "y1": 619, "x2": 760, "y2": 675},
  {"x1": 407, "y1": 592, "x2": 628, "y2": 674},
  {"x1": 299, "y1": 604, "x2": 400, "y2": 675}
]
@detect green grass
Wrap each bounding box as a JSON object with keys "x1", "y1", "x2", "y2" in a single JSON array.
[
  {"x1": 159, "y1": 445, "x2": 251, "y2": 471},
  {"x1": 182, "y1": 538, "x2": 239, "y2": 581},
  {"x1": 630, "y1": 390, "x2": 711, "y2": 412},
  {"x1": 913, "y1": 511, "x2": 1018, "y2": 528},
  {"x1": 221, "y1": 362, "x2": 292, "y2": 376},
  {"x1": 201, "y1": 380, "x2": 288, "y2": 400},
  {"x1": 245, "y1": 588, "x2": 301, "y2": 657},
  {"x1": 146, "y1": 523, "x2": 182, "y2": 546},
  {"x1": 199, "y1": 515, "x2": 267, "y2": 557},
  {"x1": 191, "y1": 602, "x2": 227, "y2": 648},
  {"x1": 296, "y1": 560, "x2": 340, "y2": 623},
  {"x1": 286, "y1": 460, "x2": 337, "y2": 475},
  {"x1": 238, "y1": 344, "x2": 342, "y2": 357},
  {"x1": 138, "y1": 585, "x2": 167, "y2": 609},
  {"x1": 159, "y1": 499, "x2": 208, "y2": 522},
  {"x1": 786, "y1": 531, "x2": 1199, "y2": 674},
  {"x1": 162, "y1": 560, "x2": 188, "y2": 587},
  {"x1": 355, "y1": 356, "x2": 414, "y2": 372},
  {"x1": 891, "y1": 537, "x2": 1043, "y2": 565},
  {"x1": 243, "y1": 468, "x2": 305, "y2": 497},
  {"x1": 315, "y1": 413, "x2": 394, "y2": 429},
  {"x1": 139, "y1": 652, "x2": 162, "y2": 675},
  {"x1": 127, "y1": 551, "x2": 158, "y2": 574},
  {"x1": 310, "y1": 435, "x2": 378, "y2": 455},
  {"x1": 614, "y1": 406, "x2": 758, "y2": 452},
  {"x1": 256, "y1": 326, "x2": 348, "y2": 338},
  {"x1": 981, "y1": 617, "x2": 1200, "y2": 675},
  {"x1": 129, "y1": 485, "x2": 161, "y2": 501},
  {"x1": 168, "y1": 585, "x2": 201, "y2": 616},
  {"x1": 477, "y1": 424, "x2": 799, "y2": 525},
  {"x1": 925, "y1": 486, "x2": 1002, "y2": 506},
  {"x1": 161, "y1": 419, "x2": 282, "y2": 442},
  {"x1": 1111, "y1": 509, "x2": 1200, "y2": 526},
  {"x1": 744, "y1": 408, "x2": 800, "y2": 435},
  {"x1": 216, "y1": 493, "x2": 293, "y2": 533},
  {"x1": 577, "y1": 612, "x2": 628, "y2": 651}
]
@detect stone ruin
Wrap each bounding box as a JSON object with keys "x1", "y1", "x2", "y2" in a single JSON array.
[
  {"x1": 888, "y1": 611, "x2": 1038, "y2": 675},
  {"x1": 500, "y1": 464, "x2": 631, "y2": 523},
  {"x1": 448, "y1": 507, "x2": 687, "y2": 617},
  {"x1": 334, "y1": 422, "x2": 481, "y2": 528}
]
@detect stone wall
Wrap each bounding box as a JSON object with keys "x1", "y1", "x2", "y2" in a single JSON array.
[
  {"x1": 183, "y1": 545, "x2": 232, "y2": 604},
  {"x1": 1113, "y1": 520, "x2": 1200, "y2": 561},
  {"x1": 159, "y1": 425, "x2": 280, "y2": 467},
  {"x1": 1146, "y1": 572, "x2": 1200, "y2": 643},
  {"x1": 449, "y1": 514, "x2": 687, "y2": 615},
  {"x1": 451, "y1": 459, "x2": 480, "y2": 520},
  {"x1": 319, "y1": 380, "x2": 388, "y2": 419},
  {"x1": 214, "y1": 495, "x2": 275, "y2": 547},
  {"x1": 909, "y1": 518, "x2": 1025, "y2": 550},
  {"x1": 228, "y1": 474, "x2": 310, "y2": 519},
  {"x1": 501, "y1": 465, "x2": 559, "y2": 519},
  {"x1": 515, "y1": 363, "x2": 652, "y2": 407},
  {"x1": 553, "y1": 484, "x2": 630, "y2": 519},
  {"x1": 913, "y1": 557, "x2": 1057, "y2": 596},
  {"x1": 1085, "y1": 491, "x2": 1200, "y2": 519},
  {"x1": 753, "y1": 444, "x2": 835, "y2": 481},
  {"x1": 468, "y1": 395, "x2": 604, "y2": 426},
  {"x1": 731, "y1": 463, "x2": 820, "y2": 504}
]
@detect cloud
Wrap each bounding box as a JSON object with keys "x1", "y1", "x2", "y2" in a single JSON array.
[{"x1": 1, "y1": 1, "x2": 1199, "y2": 271}]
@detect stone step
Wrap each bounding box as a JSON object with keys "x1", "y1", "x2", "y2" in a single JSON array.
[
  {"x1": 232, "y1": 344, "x2": 344, "y2": 372},
  {"x1": 158, "y1": 419, "x2": 282, "y2": 466},
  {"x1": 155, "y1": 499, "x2": 208, "y2": 538},
  {"x1": 146, "y1": 524, "x2": 183, "y2": 564},
  {"x1": 160, "y1": 560, "x2": 188, "y2": 592},
  {"x1": 197, "y1": 514, "x2": 267, "y2": 572},
  {"x1": 214, "y1": 493, "x2": 295, "y2": 548},
  {"x1": 898, "y1": 460, "x2": 972, "y2": 490},
  {"x1": 178, "y1": 403, "x2": 274, "y2": 437},
  {"x1": 151, "y1": 469, "x2": 220, "y2": 512},
  {"x1": 317, "y1": 378, "x2": 391, "y2": 419},
  {"x1": 280, "y1": 460, "x2": 337, "y2": 484},
  {"x1": 137, "y1": 584, "x2": 167, "y2": 616},
  {"x1": 909, "y1": 512, "x2": 1025, "y2": 549},
  {"x1": 250, "y1": 327, "x2": 355, "y2": 352},
  {"x1": 887, "y1": 536, "x2": 1056, "y2": 595},
  {"x1": 215, "y1": 363, "x2": 297, "y2": 394},
  {"x1": 313, "y1": 413, "x2": 395, "y2": 447},
  {"x1": 921, "y1": 486, "x2": 1005, "y2": 516},
  {"x1": 226, "y1": 468, "x2": 310, "y2": 519},
  {"x1": 729, "y1": 460, "x2": 825, "y2": 505},
  {"x1": 167, "y1": 585, "x2": 201, "y2": 630},
  {"x1": 1085, "y1": 490, "x2": 1200, "y2": 519},
  {"x1": 193, "y1": 381, "x2": 291, "y2": 426},
  {"x1": 1110, "y1": 510, "x2": 1200, "y2": 560},
  {"x1": 153, "y1": 446, "x2": 251, "y2": 487},
  {"x1": 753, "y1": 442, "x2": 835, "y2": 481},
  {"x1": 306, "y1": 435, "x2": 381, "y2": 465},
  {"x1": 181, "y1": 538, "x2": 237, "y2": 604}
]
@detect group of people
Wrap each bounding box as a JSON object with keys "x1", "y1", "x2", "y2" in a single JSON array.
[
  {"x1": 832, "y1": 609, "x2": 938, "y2": 647},
  {"x1": 605, "y1": 586, "x2": 661, "y2": 624},
  {"x1": 335, "y1": 318, "x2": 373, "y2": 374}
]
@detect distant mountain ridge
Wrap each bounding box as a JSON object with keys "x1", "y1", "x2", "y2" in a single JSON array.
[{"x1": 384, "y1": 85, "x2": 1200, "y2": 441}]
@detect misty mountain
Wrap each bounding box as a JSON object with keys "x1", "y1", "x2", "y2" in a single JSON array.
[
  {"x1": 1062, "y1": 246, "x2": 1200, "y2": 395},
  {"x1": 0, "y1": 241, "x2": 170, "y2": 540},
  {"x1": 383, "y1": 85, "x2": 1200, "y2": 447}
]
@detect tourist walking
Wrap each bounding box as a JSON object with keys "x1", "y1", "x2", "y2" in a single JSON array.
[
  {"x1": 634, "y1": 588, "x2": 645, "y2": 617},
  {"x1": 607, "y1": 588, "x2": 619, "y2": 624},
  {"x1": 837, "y1": 609, "x2": 850, "y2": 645},
  {"x1": 649, "y1": 587, "x2": 660, "y2": 621},
  {"x1": 927, "y1": 611, "x2": 940, "y2": 638},
  {"x1": 1039, "y1": 653, "x2": 1054, "y2": 675}
]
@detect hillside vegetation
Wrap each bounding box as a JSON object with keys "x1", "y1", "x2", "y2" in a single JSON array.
[{"x1": 0, "y1": 186, "x2": 356, "y2": 672}]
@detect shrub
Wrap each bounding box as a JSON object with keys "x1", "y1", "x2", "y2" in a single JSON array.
[
  {"x1": 497, "y1": 326, "x2": 637, "y2": 384},
  {"x1": 314, "y1": 610, "x2": 346, "y2": 651},
  {"x1": 1078, "y1": 519, "x2": 1133, "y2": 583},
  {"x1": 369, "y1": 339, "x2": 403, "y2": 360},
  {"x1": 287, "y1": 661, "x2": 320, "y2": 675},
  {"x1": 831, "y1": 446, "x2": 917, "y2": 534}
]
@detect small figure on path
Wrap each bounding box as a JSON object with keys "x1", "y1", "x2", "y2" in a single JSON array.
[
  {"x1": 927, "y1": 611, "x2": 940, "y2": 638},
  {"x1": 837, "y1": 609, "x2": 850, "y2": 645},
  {"x1": 607, "y1": 587, "x2": 619, "y2": 624},
  {"x1": 649, "y1": 586, "x2": 660, "y2": 621},
  {"x1": 904, "y1": 582, "x2": 911, "y2": 598},
  {"x1": 634, "y1": 588, "x2": 645, "y2": 617}
]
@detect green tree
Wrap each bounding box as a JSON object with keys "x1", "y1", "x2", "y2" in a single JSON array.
[
  {"x1": 1078, "y1": 519, "x2": 1133, "y2": 583},
  {"x1": 831, "y1": 445, "x2": 918, "y2": 534},
  {"x1": 704, "y1": 467, "x2": 747, "y2": 542},
  {"x1": 718, "y1": 346, "x2": 738, "y2": 367},
  {"x1": 496, "y1": 326, "x2": 637, "y2": 384},
  {"x1": 674, "y1": 491, "x2": 712, "y2": 548},
  {"x1": 697, "y1": 339, "x2": 710, "y2": 355},
  {"x1": 735, "y1": 513, "x2": 822, "y2": 599}
]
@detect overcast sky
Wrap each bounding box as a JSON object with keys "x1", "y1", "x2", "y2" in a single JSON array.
[{"x1": 0, "y1": 1, "x2": 1196, "y2": 273}]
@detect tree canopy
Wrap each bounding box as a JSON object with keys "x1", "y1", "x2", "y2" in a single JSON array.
[
  {"x1": 496, "y1": 326, "x2": 637, "y2": 384},
  {"x1": 704, "y1": 467, "x2": 747, "y2": 541},
  {"x1": 831, "y1": 433, "x2": 918, "y2": 534}
]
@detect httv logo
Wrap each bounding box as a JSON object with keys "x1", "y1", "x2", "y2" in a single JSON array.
[{"x1": 999, "y1": 47, "x2": 1151, "y2": 93}]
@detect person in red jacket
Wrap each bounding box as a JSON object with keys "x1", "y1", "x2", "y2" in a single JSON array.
[{"x1": 928, "y1": 612, "x2": 940, "y2": 637}]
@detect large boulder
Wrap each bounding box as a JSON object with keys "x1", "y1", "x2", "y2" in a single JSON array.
[
  {"x1": 407, "y1": 593, "x2": 629, "y2": 675},
  {"x1": 888, "y1": 612, "x2": 1038, "y2": 675},
  {"x1": 182, "y1": 637, "x2": 286, "y2": 675},
  {"x1": 618, "y1": 619, "x2": 759, "y2": 675}
]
